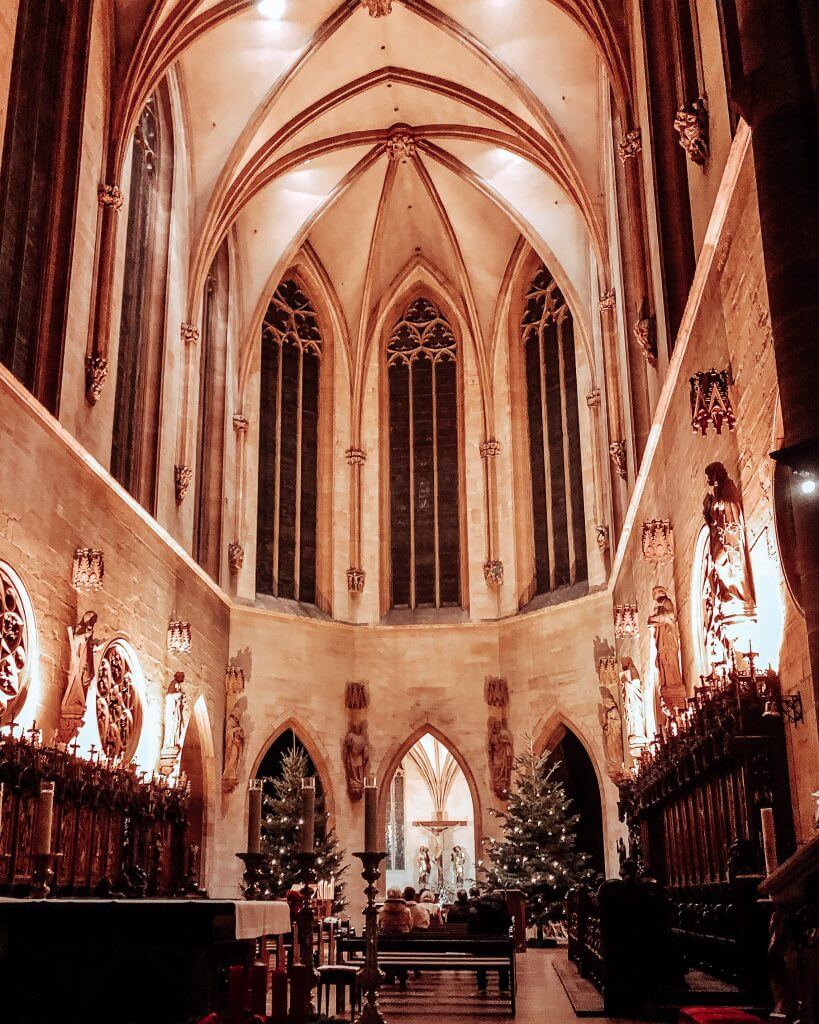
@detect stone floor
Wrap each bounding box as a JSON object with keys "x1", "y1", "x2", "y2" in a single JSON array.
[{"x1": 356, "y1": 949, "x2": 637, "y2": 1023}]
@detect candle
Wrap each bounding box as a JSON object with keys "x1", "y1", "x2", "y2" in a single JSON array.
[
  {"x1": 761, "y1": 807, "x2": 778, "y2": 875},
  {"x1": 0, "y1": 781, "x2": 4, "y2": 839},
  {"x1": 33, "y1": 781, "x2": 55, "y2": 856},
  {"x1": 300, "y1": 777, "x2": 315, "y2": 853},
  {"x1": 248, "y1": 779, "x2": 263, "y2": 854},
  {"x1": 364, "y1": 775, "x2": 378, "y2": 852}
]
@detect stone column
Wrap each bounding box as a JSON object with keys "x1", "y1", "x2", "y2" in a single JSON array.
[{"x1": 732, "y1": 0, "x2": 819, "y2": 727}]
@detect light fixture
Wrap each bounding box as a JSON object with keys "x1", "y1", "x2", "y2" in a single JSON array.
[
  {"x1": 258, "y1": 0, "x2": 285, "y2": 17},
  {"x1": 800, "y1": 476, "x2": 816, "y2": 495}
]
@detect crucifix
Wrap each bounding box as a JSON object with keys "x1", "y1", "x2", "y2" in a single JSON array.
[{"x1": 412, "y1": 810, "x2": 467, "y2": 900}]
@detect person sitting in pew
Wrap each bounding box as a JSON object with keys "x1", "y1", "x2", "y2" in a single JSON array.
[
  {"x1": 403, "y1": 886, "x2": 431, "y2": 930},
  {"x1": 378, "y1": 887, "x2": 412, "y2": 990},
  {"x1": 420, "y1": 889, "x2": 444, "y2": 927},
  {"x1": 446, "y1": 889, "x2": 471, "y2": 924},
  {"x1": 467, "y1": 890, "x2": 512, "y2": 995}
]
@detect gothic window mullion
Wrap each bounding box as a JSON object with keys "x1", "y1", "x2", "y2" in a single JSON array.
[
  {"x1": 272, "y1": 335, "x2": 284, "y2": 594},
  {"x1": 557, "y1": 311, "x2": 576, "y2": 584},
  {"x1": 431, "y1": 355, "x2": 441, "y2": 609},
  {"x1": 293, "y1": 344, "x2": 304, "y2": 602},
  {"x1": 408, "y1": 359, "x2": 416, "y2": 610},
  {"x1": 538, "y1": 321, "x2": 556, "y2": 592}
]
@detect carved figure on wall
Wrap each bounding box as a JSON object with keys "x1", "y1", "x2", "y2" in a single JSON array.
[
  {"x1": 485, "y1": 677, "x2": 509, "y2": 708},
  {"x1": 223, "y1": 712, "x2": 245, "y2": 785},
  {"x1": 342, "y1": 720, "x2": 370, "y2": 801},
  {"x1": 451, "y1": 845, "x2": 466, "y2": 887},
  {"x1": 648, "y1": 587, "x2": 687, "y2": 720},
  {"x1": 598, "y1": 685, "x2": 625, "y2": 778},
  {"x1": 488, "y1": 717, "x2": 514, "y2": 799},
  {"x1": 418, "y1": 845, "x2": 431, "y2": 887},
  {"x1": 57, "y1": 611, "x2": 99, "y2": 745},
  {"x1": 222, "y1": 663, "x2": 246, "y2": 793},
  {"x1": 0, "y1": 564, "x2": 32, "y2": 723},
  {"x1": 159, "y1": 672, "x2": 191, "y2": 776},
  {"x1": 703, "y1": 462, "x2": 755, "y2": 631},
  {"x1": 619, "y1": 657, "x2": 648, "y2": 756}
]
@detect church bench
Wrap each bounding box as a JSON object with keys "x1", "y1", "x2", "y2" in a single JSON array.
[{"x1": 338, "y1": 931, "x2": 517, "y2": 1015}]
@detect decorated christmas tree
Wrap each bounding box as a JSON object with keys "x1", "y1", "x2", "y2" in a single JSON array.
[
  {"x1": 260, "y1": 745, "x2": 348, "y2": 912},
  {"x1": 482, "y1": 740, "x2": 598, "y2": 923}
]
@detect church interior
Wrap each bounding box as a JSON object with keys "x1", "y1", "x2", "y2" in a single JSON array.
[{"x1": 0, "y1": 0, "x2": 818, "y2": 1022}]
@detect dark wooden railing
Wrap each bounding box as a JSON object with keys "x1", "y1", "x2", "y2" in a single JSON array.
[{"x1": 0, "y1": 729, "x2": 190, "y2": 896}]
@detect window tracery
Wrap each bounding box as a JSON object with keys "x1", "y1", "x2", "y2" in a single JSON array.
[
  {"x1": 256, "y1": 278, "x2": 321, "y2": 604},
  {"x1": 387, "y1": 297, "x2": 461, "y2": 610},
  {"x1": 521, "y1": 266, "x2": 587, "y2": 597},
  {"x1": 95, "y1": 640, "x2": 141, "y2": 762},
  {"x1": 0, "y1": 563, "x2": 33, "y2": 725}
]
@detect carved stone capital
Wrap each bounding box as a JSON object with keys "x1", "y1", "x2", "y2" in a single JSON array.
[
  {"x1": 386, "y1": 130, "x2": 416, "y2": 161},
  {"x1": 674, "y1": 96, "x2": 709, "y2": 166},
  {"x1": 641, "y1": 518, "x2": 674, "y2": 565},
  {"x1": 228, "y1": 541, "x2": 244, "y2": 574},
  {"x1": 690, "y1": 368, "x2": 735, "y2": 435},
  {"x1": 345, "y1": 447, "x2": 367, "y2": 466},
  {"x1": 85, "y1": 354, "x2": 109, "y2": 406},
  {"x1": 181, "y1": 322, "x2": 200, "y2": 345},
  {"x1": 633, "y1": 317, "x2": 657, "y2": 364},
  {"x1": 174, "y1": 465, "x2": 193, "y2": 505},
  {"x1": 347, "y1": 567, "x2": 366, "y2": 593},
  {"x1": 586, "y1": 388, "x2": 601, "y2": 410},
  {"x1": 614, "y1": 603, "x2": 639, "y2": 639},
  {"x1": 232, "y1": 414, "x2": 249, "y2": 434},
  {"x1": 97, "y1": 183, "x2": 123, "y2": 211},
  {"x1": 483, "y1": 560, "x2": 504, "y2": 587},
  {"x1": 360, "y1": 0, "x2": 392, "y2": 16},
  {"x1": 599, "y1": 288, "x2": 616, "y2": 312},
  {"x1": 596, "y1": 524, "x2": 610, "y2": 555},
  {"x1": 618, "y1": 128, "x2": 642, "y2": 162},
  {"x1": 609, "y1": 441, "x2": 627, "y2": 480},
  {"x1": 479, "y1": 438, "x2": 501, "y2": 459}
]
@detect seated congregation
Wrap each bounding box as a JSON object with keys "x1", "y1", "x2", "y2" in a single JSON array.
[{"x1": 1, "y1": 0, "x2": 818, "y2": 1022}]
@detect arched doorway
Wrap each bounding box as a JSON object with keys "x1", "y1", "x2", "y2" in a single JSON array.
[
  {"x1": 537, "y1": 724, "x2": 605, "y2": 874},
  {"x1": 255, "y1": 727, "x2": 326, "y2": 802},
  {"x1": 380, "y1": 730, "x2": 478, "y2": 901}
]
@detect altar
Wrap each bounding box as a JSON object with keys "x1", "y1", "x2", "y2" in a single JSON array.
[{"x1": 0, "y1": 898, "x2": 291, "y2": 1024}]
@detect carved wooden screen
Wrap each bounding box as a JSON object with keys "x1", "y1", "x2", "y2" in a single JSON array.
[
  {"x1": 522, "y1": 266, "x2": 587, "y2": 596},
  {"x1": 111, "y1": 92, "x2": 171, "y2": 511},
  {"x1": 194, "y1": 241, "x2": 229, "y2": 579},
  {"x1": 388, "y1": 298, "x2": 461, "y2": 609},
  {"x1": 0, "y1": 0, "x2": 91, "y2": 411},
  {"x1": 256, "y1": 279, "x2": 321, "y2": 604}
]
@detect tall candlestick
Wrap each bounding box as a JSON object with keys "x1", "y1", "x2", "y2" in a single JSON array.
[
  {"x1": 33, "y1": 781, "x2": 55, "y2": 856},
  {"x1": 248, "y1": 779, "x2": 263, "y2": 855},
  {"x1": 761, "y1": 806, "x2": 778, "y2": 875},
  {"x1": 301, "y1": 777, "x2": 316, "y2": 853},
  {"x1": 364, "y1": 775, "x2": 378, "y2": 852}
]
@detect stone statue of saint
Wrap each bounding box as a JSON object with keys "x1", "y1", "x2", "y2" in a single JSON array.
[
  {"x1": 342, "y1": 720, "x2": 369, "y2": 801},
  {"x1": 488, "y1": 717, "x2": 514, "y2": 799},
  {"x1": 647, "y1": 586, "x2": 687, "y2": 720},
  {"x1": 619, "y1": 657, "x2": 648, "y2": 756},
  {"x1": 159, "y1": 672, "x2": 190, "y2": 776},
  {"x1": 223, "y1": 711, "x2": 245, "y2": 785},
  {"x1": 451, "y1": 845, "x2": 466, "y2": 887},
  {"x1": 58, "y1": 611, "x2": 99, "y2": 746},
  {"x1": 418, "y1": 845, "x2": 431, "y2": 887},
  {"x1": 598, "y1": 685, "x2": 625, "y2": 777},
  {"x1": 703, "y1": 462, "x2": 755, "y2": 629}
]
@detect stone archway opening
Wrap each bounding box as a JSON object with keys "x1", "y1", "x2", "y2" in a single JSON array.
[
  {"x1": 381, "y1": 731, "x2": 478, "y2": 902},
  {"x1": 537, "y1": 724, "x2": 605, "y2": 874},
  {"x1": 179, "y1": 706, "x2": 205, "y2": 885}
]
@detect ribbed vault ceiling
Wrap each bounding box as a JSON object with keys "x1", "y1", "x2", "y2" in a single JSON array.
[{"x1": 115, "y1": 0, "x2": 630, "y2": 380}]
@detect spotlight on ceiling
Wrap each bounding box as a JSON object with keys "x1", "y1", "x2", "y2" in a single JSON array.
[
  {"x1": 800, "y1": 476, "x2": 816, "y2": 496},
  {"x1": 258, "y1": 0, "x2": 285, "y2": 18}
]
